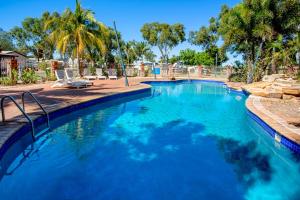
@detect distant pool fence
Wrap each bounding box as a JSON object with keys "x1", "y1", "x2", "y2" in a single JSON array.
[{"x1": 124, "y1": 64, "x2": 230, "y2": 79}]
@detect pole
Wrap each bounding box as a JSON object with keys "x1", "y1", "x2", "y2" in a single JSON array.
[
  {"x1": 113, "y1": 21, "x2": 129, "y2": 87},
  {"x1": 215, "y1": 53, "x2": 218, "y2": 77},
  {"x1": 153, "y1": 63, "x2": 157, "y2": 79}
]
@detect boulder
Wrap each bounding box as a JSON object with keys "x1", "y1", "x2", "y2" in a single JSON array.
[
  {"x1": 248, "y1": 88, "x2": 268, "y2": 97},
  {"x1": 282, "y1": 94, "x2": 295, "y2": 100},
  {"x1": 267, "y1": 91, "x2": 282, "y2": 99},
  {"x1": 282, "y1": 87, "x2": 300, "y2": 96},
  {"x1": 262, "y1": 74, "x2": 285, "y2": 82}
]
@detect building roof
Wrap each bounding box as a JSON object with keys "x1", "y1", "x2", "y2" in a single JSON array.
[{"x1": 0, "y1": 51, "x2": 27, "y2": 58}]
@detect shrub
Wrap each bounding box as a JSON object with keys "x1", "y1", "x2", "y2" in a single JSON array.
[
  {"x1": 21, "y1": 68, "x2": 38, "y2": 84},
  {"x1": 88, "y1": 65, "x2": 96, "y2": 75},
  {"x1": 0, "y1": 77, "x2": 14, "y2": 86},
  {"x1": 228, "y1": 66, "x2": 247, "y2": 82},
  {"x1": 144, "y1": 68, "x2": 149, "y2": 77},
  {"x1": 0, "y1": 69, "x2": 18, "y2": 86}
]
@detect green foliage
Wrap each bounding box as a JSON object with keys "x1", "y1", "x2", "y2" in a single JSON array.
[
  {"x1": 21, "y1": 68, "x2": 38, "y2": 84},
  {"x1": 228, "y1": 66, "x2": 248, "y2": 82},
  {"x1": 194, "y1": 52, "x2": 214, "y2": 66},
  {"x1": 0, "y1": 70, "x2": 18, "y2": 86},
  {"x1": 45, "y1": 0, "x2": 109, "y2": 75},
  {"x1": 179, "y1": 49, "x2": 215, "y2": 66},
  {"x1": 0, "y1": 77, "x2": 14, "y2": 86},
  {"x1": 297, "y1": 71, "x2": 300, "y2": 82},
  {"x1": 88, "y1": 65, "x2": 96, "y2": 75},
  {"x1": 189, "y1": 17, "x2": 227, "y2": 65},
  {"x1": 0, "y1": 28, "x2": 14, "y2": 50},
  {"x1": 179, "y1": 49, "x2": 196, "y2": 65},
  {"x1": 10, "y1": 12, "x2": 58, "y2": 58},
  {"x1": 169, "y1": 55, "x2": 179, "y2": 64},
  {"x1": 38, "y1": 61, "x2": 50, "y2": 71},
  {"x1": 141, "y1": 22, "x2": 185, "y2": 63},
  {"x1": 218, "y1": 0, "x2": 300, "y2": 82},
  {"x1": 37, "y1": 61, "x2": 56, "y2": 81}
]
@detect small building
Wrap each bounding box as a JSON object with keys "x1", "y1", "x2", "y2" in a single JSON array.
[{"x1": 0, "y1": 50, "x2": 27, "y2": 77}]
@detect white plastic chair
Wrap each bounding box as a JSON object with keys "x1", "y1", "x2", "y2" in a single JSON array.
[{"x1": 65, "y1": 68, "x2": 93, "y2": 86}]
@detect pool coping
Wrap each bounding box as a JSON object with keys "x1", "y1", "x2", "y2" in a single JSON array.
[{"x1": 1, "y1": 79, "x2": 300, "y2": 161}]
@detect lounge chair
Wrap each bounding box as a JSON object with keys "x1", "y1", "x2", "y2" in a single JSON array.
[
  {"x1": 108, "y1": 69, "x2": 118, "y2": 80},
  {"x1": 96, "y1": 68, "x2": 107, "y2": 80},
  {"x1": 83, "y1": 68, "x2": 97, "y2": 80},
  {"x1": 52, "y1": 70, "x2": 87, "y2": 88},
  {"x1": 64, "y1": 68, "x2": 93, "y2": 86}
]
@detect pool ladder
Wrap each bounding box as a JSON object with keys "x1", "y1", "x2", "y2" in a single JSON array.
[{"x1": 1, "y1": 91, "x2": 50, "y2": 140}]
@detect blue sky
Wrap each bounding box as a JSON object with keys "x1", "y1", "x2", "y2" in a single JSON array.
[{"x1": 0, "y1": 0, "x2": 241, "y2": 64}]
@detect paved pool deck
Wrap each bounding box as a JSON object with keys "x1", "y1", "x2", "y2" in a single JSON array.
[{"x1": 0, "y1": 77, "x2": 299, "y2": 152}]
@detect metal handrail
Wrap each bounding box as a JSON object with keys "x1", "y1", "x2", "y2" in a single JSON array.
[
  {"x1": 21, "y1": 91, "x2": 50, "y2": 129},
  {"x1": 0, "y1": 95, "x2": 35, "y2": 138}
]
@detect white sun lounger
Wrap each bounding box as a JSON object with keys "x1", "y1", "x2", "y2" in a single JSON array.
[
  {"x1": 65, "y1": 68, "x2": 93, "y2": 86},
  {"x1": 108, "y1": 69, "x2": 118, "y2": 80},
  {"x1": 96, "y1": 68, "x2": 107, "y2": 80},
  {"x1": 52, "y1": 70, "x2": 87, "y2": 88},
  {"x1": 83, "y1": 68, "x2": 97, "y2": 80}
]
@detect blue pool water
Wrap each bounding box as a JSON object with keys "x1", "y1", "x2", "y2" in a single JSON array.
[{"x1": 1, "y1": 81, "x2": 300, "y2": 200}]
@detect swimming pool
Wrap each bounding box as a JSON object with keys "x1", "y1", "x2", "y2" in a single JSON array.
[{"x1": 1, "y1": 80, "x2": 300, "y2": 200}]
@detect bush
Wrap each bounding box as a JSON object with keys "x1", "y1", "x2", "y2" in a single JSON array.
[
  {"x1": 0, "y1": 69, "x2": 18, "y2": 86},
  {"x1": 0, "y1": 77, "x2": 14, "y2": 86},
  {"x1": 228, "y1": 66, "x2": 247, "y2": 82},
  {"x1": 21, "y1": 68, "x2": 38, "y2": 84},
  {"x1": 144, "y1": 68, "x2": 149, "y2": 77},
  {"x1": 88, "y1": 65, "x2": 96, "y2": 75}
]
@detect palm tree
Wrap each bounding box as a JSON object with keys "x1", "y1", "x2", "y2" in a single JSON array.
[
  {"x1": 123, "y1": 41, "x2": 136, "y2": 65},
  {"x1": 219, "y1": 1, "x2": 272, "y2": 83},
  {"x1": 132, "y1": 41, "x2": 155, "y2": 62},
  {"x1": 46, "y1": 0, "x2": 108, "y2": 76}
]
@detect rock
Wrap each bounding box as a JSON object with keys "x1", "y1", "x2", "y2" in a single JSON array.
[
  {"x1": 267, "y1": 91, "x2": 283, "y2": 99},
  {"x1": 248, "y1": 88, "x2": 268, "y2": 97},
  {"x1": 282, "y1": 87, "x2": 300, "y2": 96},
  {"x1": 247, "y1": 87, "x2": 282, "y2": 98},
  {"x1": 282, "y1": 94, "x2": 295, "y2": 100},
  {"x1": 262, "y1": 74, "x2": 285, "y2": 82},
  {"x1": 275, "y1": 78, "x2": 296, "y2": 85}
]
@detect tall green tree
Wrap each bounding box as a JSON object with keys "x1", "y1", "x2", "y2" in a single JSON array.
[
  {"x1": 0, "y1": 28, "x2": 14, "y2": 50},
  {"x1": 122, "y1": 41, "x2": 137, "y2": 65},
  {"x1": 179, "y1": 49, "x2": 214, "y2": 66},
  {"x1": 266, "y1": 0, "x2": 300, "y2": 73},
  {"x1": 47, "y1": 0, "x2": 108, "y2": 75},
  {"x1": 218, "y1": 1, "x2": 273, "y2": 83},
  {"x1": 189, "y1": 17, "x2": 227, "y2": 65},
  {"x1": 131, "y1": 41, "x2": 155, "y2": 62},
  {"x1": 141, "y1": 22, "x2": 185, "y2": 63},
  {"x1": 10, "y1": 12, "x2": 58, "y2": 59}
]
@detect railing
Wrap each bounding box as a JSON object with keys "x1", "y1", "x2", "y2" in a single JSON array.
[
  {"x1": 1, "y1": 92, "x2": 50, "y2": 140},
  {"x1": 0, "y1": 95, "x2": 35, "y2": 139},
  {"x1": 21, "y1": 91, "x2": 50, "y2": 130}
]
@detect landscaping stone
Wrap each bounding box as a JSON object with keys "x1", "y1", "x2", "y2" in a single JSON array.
[
  {"x1": 282, "y1": 94, "x2": 295, "y2": 100},
  {"x1": 282, "y1": 87, "x2": 300, "y2": 96},
  {"x1": 262, "y1": 74, "x2": 285, "y2": 82}
]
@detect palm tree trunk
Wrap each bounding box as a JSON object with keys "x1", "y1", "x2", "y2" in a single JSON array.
[
  {"x1": 77, "y1": 48, "x2": 82, "y2": 77},
  {"x1": 271, "y1": 47, "x2": 276, "y2": 74}
]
